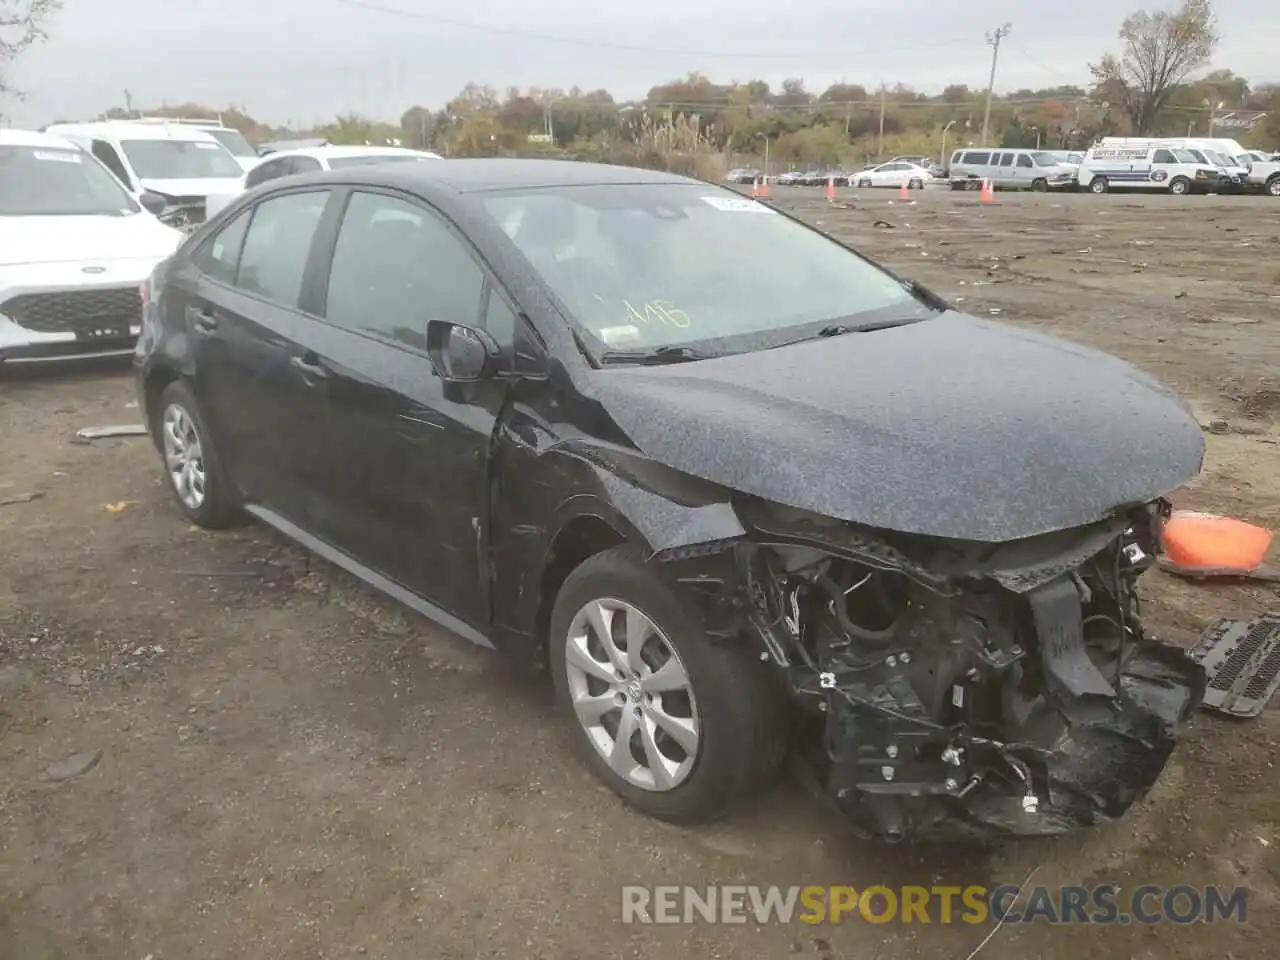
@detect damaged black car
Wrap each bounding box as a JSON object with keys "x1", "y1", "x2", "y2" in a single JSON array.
[{"x1": 134, "y1": 159, "x2": 1208, "y2": 841}]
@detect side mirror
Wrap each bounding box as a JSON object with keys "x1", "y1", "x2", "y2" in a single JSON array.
[
  {"x1": 426, "y1": 320, "x2": 501, "y2": 383},
  {"x1": 139, "y1": 191, "x2": 167, "y2": 216}
]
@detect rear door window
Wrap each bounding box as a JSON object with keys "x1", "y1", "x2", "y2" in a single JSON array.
[
  {"x1": 962, "y1": 152, "x2": 990, "y2": 165},
  {"x1": 998, "y1": 153, "x2": 1014, "y2": 167},
  {"x1": 234, "y1": 190, "x2": 330, "y2": 307},
  {"x1": 195, "y1": 209, "x2": 251, "y2": 285}
]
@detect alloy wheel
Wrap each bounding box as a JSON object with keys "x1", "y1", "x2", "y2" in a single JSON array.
[
  {"x1": 562, "y1": 597, "x2": 700, "y2": 791},
  {"x1": 162, "y1": 403, "x2": 206, "y2": 510}
]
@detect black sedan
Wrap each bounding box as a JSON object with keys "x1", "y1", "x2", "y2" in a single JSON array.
[{"x1": 135, "y1": 159, "x2": 1206, "y2": 840}]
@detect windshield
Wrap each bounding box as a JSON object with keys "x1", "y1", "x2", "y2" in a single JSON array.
[
  {"x1": 327, "y1": 153, "x2": 432, "y2": 169},
  {"x1": 1203, "y1": 150, "x2": 1230, "y2": 166},
  {"x1": 120, "y1": 139, "x2": 243, "y2": 180},
  {"x1": 478, "y1": 183, "x2": 934, "y2": 359},
  {"x1": 0, "y1": 144, "x2": 139, "y2": 217},
  {"x1": 1030, "y1": 151, "x2": 1061, "y2": 166},
  {"x1": 1172, "y1": 149, "x2": 1199, "y2": 164},
  {"x1": 205, "y1": 128, "x2": 257, "y2": 158}
]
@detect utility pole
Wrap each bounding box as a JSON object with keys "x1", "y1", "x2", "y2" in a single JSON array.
[
  {"x1": 877, "y1": 84, "x2": 886, "y2": 157},
  {"x1": 979, "y1": 24, "x2": 1011, "y2": 147},
  {"x1": 123, "y1": 89, "x2": 134, "y2": 116}
]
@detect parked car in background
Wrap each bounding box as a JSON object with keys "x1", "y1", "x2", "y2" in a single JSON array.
[
  {"x1": 130, "y1": 117, "x2": 261, "y2": 172},
  {"x1": 135, "y1": 158, "x2": 1205, "y2": 843},
  {"x1": 1076, "y1": 144, "x2": 1219, "y2": 195},
  {"x1": 724, "y1": 168, "x2": 763, "y2": 184},
  {"x1": 852, "y1": 161, "x2": 933, "y2": 189},
  {"x1": 258, "y1": 138, "x2": 331, "y2": 157},
  {"x1": 205, "y1": 145, "x2": 443, "y2": 218},
  {"x1": 1, "y1": 128, "x2": 183, "y2": 365},
  {"x1": 42, "y1": 120, "x2": 245, "y2": 229},
  {"x1": 948, "y1": 148, "x2": 1077, "y2": 191},
  {"x1": 774, "y1": 171, "x2": 805, "y2": 186}
]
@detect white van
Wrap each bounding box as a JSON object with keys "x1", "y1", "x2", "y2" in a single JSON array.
[
  {"x1": 0, "y1": 128, "x2": 184, "y2": 364},
  {"x1": 129, "y1": 117, "x2": 261, "y2": 172},
  {"x1": 40, "y1": 121, "x2": 245, "y2": 228},
  {"x1": 946, "y1": 148, "x2": 1077, "y2": 191},
  {"x1": 1077, "y1": 143, "x2": 1219, "y2": 195},
  {"x1": 1116, "y1": 139, "x2": 1250, "y2": 190}
]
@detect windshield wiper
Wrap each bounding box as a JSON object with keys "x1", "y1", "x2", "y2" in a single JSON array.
[{"x1": 598, "y1": 344, "x2": 711, "y2": 366}]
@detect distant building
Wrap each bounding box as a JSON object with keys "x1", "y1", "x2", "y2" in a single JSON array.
[{"x1": 1215, "y1": 111, "x2": 1267, "y2": 130}]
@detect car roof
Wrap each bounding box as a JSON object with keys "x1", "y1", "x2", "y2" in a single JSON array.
[
  {"x1": 42, "y1": 121, "x2": 223, "y2": 142},
  {"x1": 0, "y1": 128, "x2": 82, "y2": 150},
  {"x1": 262, "y1": 145, "x2": 441, "y2": 161},
  {"x1": 292, "y1": 157, "x2": 698, "y2": 194}
]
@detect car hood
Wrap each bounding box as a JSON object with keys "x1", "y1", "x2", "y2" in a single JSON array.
[
  {"x1": 587, "y1": 312, "x2": 1205, "y2": 543},
  {"x1": 140, "y1": 177, "x2": 245, "y2": 200},
  {"x1": 0, "y1": 213, "x2": 183, "y2": 267}
]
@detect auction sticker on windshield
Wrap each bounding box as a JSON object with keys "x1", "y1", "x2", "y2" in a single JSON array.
[
  {"x1": 700, "y1": 196, "x2": 775, "y2": 213},
  {"x1": 33, "y1": 151, "x2": 82, "y2": 163}
]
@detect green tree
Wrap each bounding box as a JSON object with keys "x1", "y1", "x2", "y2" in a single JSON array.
[{"x1": 1089, "y1": 0, "x2": 1220, "y2": 135}]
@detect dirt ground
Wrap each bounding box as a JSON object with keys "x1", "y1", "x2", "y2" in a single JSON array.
[{"x1": 2, "y1": 187, "x2": 1278, "y2": 960}]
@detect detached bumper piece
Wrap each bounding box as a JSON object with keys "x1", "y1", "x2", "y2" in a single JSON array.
[{"x1": 1191, "y1": 614, "x2": 1280, "y2": 718}]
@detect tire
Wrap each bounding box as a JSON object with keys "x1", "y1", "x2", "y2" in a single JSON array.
[
  {"x1": 156, "y1": 380, "x2": 241, "y2": 529},
  {"x1": 1089, "y1": 177, "x2": 1108, "y2": 194},
  {"x1": 857, "y1": 178, "x2": 870, "y2": 188},
  {"x1": 965, "y1": 179, "x2": 980, "y2": 191},
  {"x1": 1031, "y1": 178, "x2": 1048, "y2": 192},
  {"x1": 949, "y1": 180, "x2": 965, "y2": 191},
  {"x1": 908, "y1": 178, "x2": 922, "y2": 190},
  {"x1": 1169, "y1": 177, "x2": 1190, "y2": 195},
  {"x1": 1267, "y1": 175, "x2": 1280, "y2": 197},
  {"x1": 549, "y1": 544, "x2": 788, "y2": 823}
]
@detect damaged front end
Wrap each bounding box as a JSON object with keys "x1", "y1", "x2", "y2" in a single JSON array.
[{"x1": 658, "y1": 497, "x2": 1206, "y2": 841}]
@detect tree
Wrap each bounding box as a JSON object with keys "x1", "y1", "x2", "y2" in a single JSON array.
[
  {"x1": 1089, "y1": 0, "x2": 1220, "y2": 135},
  {"x1": 1, "y1": 0, "x2": 61, "y2": 96}
]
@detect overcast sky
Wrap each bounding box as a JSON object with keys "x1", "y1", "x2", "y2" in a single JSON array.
[{"x1": 5, "y1": 0, "x2": 1278, "y2": 127}]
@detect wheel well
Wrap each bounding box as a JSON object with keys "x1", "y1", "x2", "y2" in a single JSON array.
[
  {"x1": 535, "y1": 516, "x2": 627, "y2": 661},
  {"x1": 143, "y1": 367, "x2": 180, "y2": 446}
]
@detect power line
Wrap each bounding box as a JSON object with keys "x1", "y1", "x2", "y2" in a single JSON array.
[{"x1": 325, "y1": 0, "x2": 980, "y2": 61}]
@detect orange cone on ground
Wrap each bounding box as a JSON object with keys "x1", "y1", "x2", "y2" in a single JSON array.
[
  {"x1": 825, "y1": 176, "x2": 836, "y2": 201},
  {"x1": 979, "y1": 178, "x2": 994, "y2": 203},
  {"x1": 757, "y1": 177, "x2": 770, "y2": 198},
  {"x1": 898, "y1": 180, "x2": 910, "y2": 200},
  {"x1": 751, "y1": 178, "x2": 761, "y2": 197}
]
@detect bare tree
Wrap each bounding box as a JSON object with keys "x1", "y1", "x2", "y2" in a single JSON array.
[
  {"x1": 1089, "y1": 0, "x2": 1220, "y2": 135},
  {"x1": 1, "y1": 0, "x2": 61, "y2": 98}
]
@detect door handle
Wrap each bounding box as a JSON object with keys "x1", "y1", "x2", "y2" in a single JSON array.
[
  {"x1": 186, "y1": 306, "x2": 218, "y2": 335},
  {"x1": 290, "y1": 353, "x2": 328, "y2": 383}
]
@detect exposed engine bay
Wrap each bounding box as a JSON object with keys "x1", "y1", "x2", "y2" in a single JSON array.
[{"x1": 658, "y1": 496, "x2": 1207, "y2": 841}]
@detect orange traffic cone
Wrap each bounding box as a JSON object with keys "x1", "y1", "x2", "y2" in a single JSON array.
[
  {"x1": 979, "y1": 178, "x2": 994, "y2": 203},
  {"x1": 757, "y1": 177, "x2": 770, "y2": 198},
  {"x1": 751, "y1": 178, "x2": 761, "y2": 197},
  {"x1": 825, "y1": 176, "x2": 836, "y2": 201},
  {"x1": 898, "y1": 180, "x2": 910, "y2": 200}
]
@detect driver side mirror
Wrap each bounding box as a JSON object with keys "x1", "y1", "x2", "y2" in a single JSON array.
[
  {"x1": 426, "y1": 320, "x2": 501, "y2": 383},
  {"x1": 139, "y1": 191, "x2": 167, "y2": 216}
]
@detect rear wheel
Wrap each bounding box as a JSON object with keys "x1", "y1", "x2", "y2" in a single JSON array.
[
  {"x1": 1089, "y1": 177, "x2": 1109, "y2": 194},
  {"x1": 1267, "y1": 175, "x2": 1280, "y2": 197},
  {"x1": 1169, "y1": 177, "x2": 1191, "y2": 195},
  {"x1": 908, "y1": 178, "x2": 923, "y2": 190},
  {"x1": 549, "y1": 545, "x2": 788, "y2": 823},
  {"x1": 857, "y1": 178, "x2": 871, "y2": 188},
  {"x1": 157, "y1": 381, "x2": 241, "y2": 528}
]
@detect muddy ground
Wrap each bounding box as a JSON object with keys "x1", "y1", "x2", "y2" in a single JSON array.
[{"x1": 1, "y1": 187, "x2": 1277, "y2": 960}]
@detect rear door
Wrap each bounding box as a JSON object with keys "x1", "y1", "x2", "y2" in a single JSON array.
[
  {"x1": 290, "y1": 187, "x2": 512, "y2": 626},
  {"x1": 183, "y1": 188, "x2": 335, "y2": 520}
]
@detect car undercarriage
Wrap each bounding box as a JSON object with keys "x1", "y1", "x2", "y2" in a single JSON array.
[{"x1": 655, "y1": 496, "x2": 1207, "y2": 841}]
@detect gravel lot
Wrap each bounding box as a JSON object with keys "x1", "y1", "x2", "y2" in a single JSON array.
[{"x1": 1, "y1": 186, "x2": 1277, "y2": 960}]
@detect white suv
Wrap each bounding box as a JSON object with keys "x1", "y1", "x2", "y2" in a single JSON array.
[{"x1": 0, "y1": 129, "x2": 185, "y2": 365}]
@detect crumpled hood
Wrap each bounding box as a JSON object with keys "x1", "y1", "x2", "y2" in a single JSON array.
[
  {"x1": 0, "y1": 213, "x2": 183, "y2": 267},
  {"x1": 587, "y1": 312, "x2": 1205, "y2": 543}
]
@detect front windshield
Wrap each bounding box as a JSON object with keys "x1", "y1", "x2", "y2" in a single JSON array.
[
  {"x1": 205, "y1": 128, "x2": 257, "y2": 158},
  {"x1": 478, "y1": 183, "x2": 932, "y2": 358},
  {"x1": 121, "y1": 139, "x2": 243, "y2": 180},
  {"x1": 1172, "y1": 149, "x2": 1199, "y2": 164},
  {"x1": 1030, "y1": 151, "x2": 1060, "y2": 166},
  {"x1": 1203, "y1": 150, "x2": 1230, "y2": 166},
  {"x1": 0, "y1": 144, "x2": 139, "y2": 217},
  {"x1": 327, "y1": 153, "x2": 432, "y2": 169}
]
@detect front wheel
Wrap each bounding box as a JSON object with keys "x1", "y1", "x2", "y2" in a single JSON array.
[
  {"x1": 857, "y1": 178, "x2": 871, "y2": 188},
  {"x1": 908, "y1": 178, "x2": 923, "y2": 190},
  {"x1": 549, "y1": 545, "x2": 787, "y2": 823},
  {"x1": 1267, "y1": 175, "x2": 1280, "y2": 197},
  {"x1": 1089, "y1": 177, "x2": 1109, "y2": 194},
  {"x1": 1031, "y1": 178, "x2": 1048, "y2": 192},
  {"x1": 1169, "y1": 177, "x2": 1191, "y2": 195}
]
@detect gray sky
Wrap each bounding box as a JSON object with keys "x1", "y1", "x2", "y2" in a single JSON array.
[{"x1": 6, "y1": 0, "x2": 1278, "y2": 127}]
